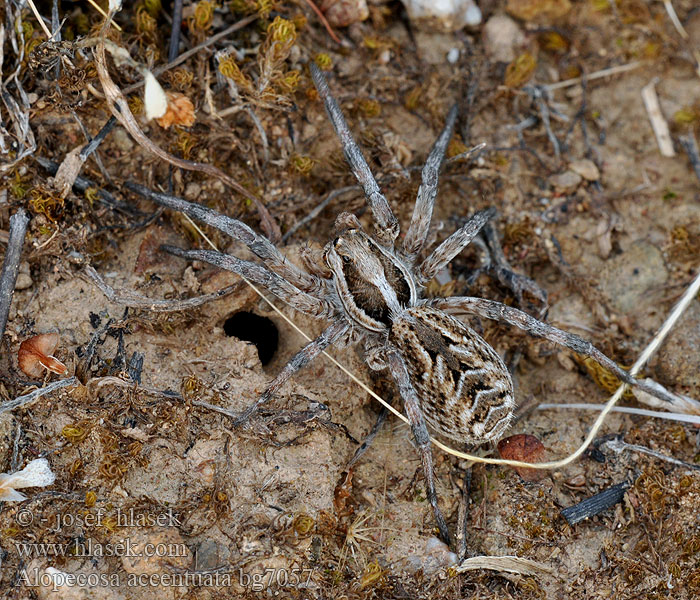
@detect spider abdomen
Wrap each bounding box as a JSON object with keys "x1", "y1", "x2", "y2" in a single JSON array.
[{"x1": 389, "y1": 306, "x2": 515, "y2": 445}]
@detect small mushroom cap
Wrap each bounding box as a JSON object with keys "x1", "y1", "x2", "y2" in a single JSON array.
[
  {"x1": 18, "y1": 332, "x2": 67, "y2": 378},
  {"x1": 497, "y1": 433, "x2": 546, "y2": 482}
]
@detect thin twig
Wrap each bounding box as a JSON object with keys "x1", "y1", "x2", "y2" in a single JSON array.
[
  {"x1": 0, "y1": 377, "x2": 78, "y2": 415},
  {"x1": 537, "y1": 403, "x2": 700, "y2": 425},
  {"x1": 0, "y1": 208, "x2": 30, "y2": 340},
  {"x1": 678, "y1": 132, "x2": 700, "y2": 183},
  {"x1": 602, "y1": 437, "x2": 700, "y2": 472},
  {"x1": 168, "y1": 0, "x2": 184, "y2": 62},
  {"x1": 641, "y1": 78, "x2": 674, "y2": 157},
  {"x1": 80, "y1": 116, "x2": 117, "y2": 160},
  {"x1": 85, "y1": 0, "x2": 122, "y2": 31},
  {"x1": 545, "y1": 61, "x2": 643, "y2": 92},
  {"x1": 301, "y1": 0, "x2": 342, "y2": 45},
  {"x1": 25, "y1": 0, "x2": 53, "y2": 39},
  {"x1": 662, "y1": 0, "x2": 688, "y2": 39}
]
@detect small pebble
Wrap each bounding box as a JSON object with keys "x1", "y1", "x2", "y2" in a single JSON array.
[
  {"x1": 446, "y1": 47, "x2": 460, "y2": 64},
  {"x1": 569, "y1": 158, "x2": 600, "y2": 181},
  {"x1": 482, "y1": 14, "x2": 525, "y2": 63},
  {"x1": 549, "y1": 170, "x2": 582, "y2": 193},
  {"x1": 15, "y1": 273, "x2": 33, "y2": 290},
  {"x1": 184, "y1": 182, "x2": 202, "y2": 201},
  {"x1": 112, "y1": 127, "x2": 134, "y2": 153},
  {"x1": 654, "y1": 301, "x2": 700, "y2": 388},
  {"x1": 598, "y1": 240, "x2": 668, "y2": 314}
]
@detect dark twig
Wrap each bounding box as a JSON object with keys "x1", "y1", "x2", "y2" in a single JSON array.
[
  {"x1": 679, "y1": 133, "x2": 700, "y2": 183},
  {"x1": 0, "y1": 208, "x2": 30, "y2": 340},
  {"x1": 51, "y1": 0, "x2": 61, "y2": 78},
  {"x1": 0, "y1": 377, "x2": 78, "y2": 415},
  {"x1": 79, "y1": 116, "x2": 117, "y2": 160},
  {"x1": 168, "y1": 0, "x2": 184, "y2": 63},
  {"x1": 560, "y1": 480, "x2": 631, "y2": 525}
]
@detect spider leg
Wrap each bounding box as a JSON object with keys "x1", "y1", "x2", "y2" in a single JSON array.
[
  {"x1": 402, "y1": 104, "x2": 458, "y2": 259},
  {"x1": 418, "y1": 207, "x2": 497, "y2": 284},
  {"x1": 126, "y1": 182, "x2": 324, "y2": 294},
  {"x1": 429, "y1": 296, "x2": 687, "y2": 407},
  {"x1": 233, "y1": 319, "x2": 350, "y2": 426},
  {"x1": 162, "y1": 245, "x2": 335, "y2": 318},
  {"x1": 386, "y1": 348, "x2": 451, "y2": 546},
  {"x1": 309, "y1": 64, "x2": 399, "y2": 246},
  {"x1": 481, "y1": 221, "x2": 548, "y2": 315}
]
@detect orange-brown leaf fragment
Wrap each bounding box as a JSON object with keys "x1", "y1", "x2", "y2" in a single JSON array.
[
  {"x1": 498, "y1": 433, "x2": 546, "y2": 482},
  {"x1": 18, "y1": 332, "x2": 67, "y2": 378},
  {"x1": 156, "y1": 92, "x2": 196, "y2": 129}
]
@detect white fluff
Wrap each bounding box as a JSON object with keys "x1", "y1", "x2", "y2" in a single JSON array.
[
  {"x1": 108, "y1": 0, "x2": 123, "y2": 13},
  {"x1": 143, "y1": 70, "x2": 168, "y2": 121},
  {"x1": 0, "y1": 458, "x2": 56, "y2": 502},
  {"x1": 401, "y1": 0, "x2": 482, "y2": 30}
]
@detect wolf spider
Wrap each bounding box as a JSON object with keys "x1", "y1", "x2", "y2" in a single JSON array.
[{"x1": 130, "y1": 64, "x2": 681, "y2": 548}]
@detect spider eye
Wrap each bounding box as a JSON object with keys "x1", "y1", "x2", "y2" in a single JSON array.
[{"x1": 341, "y1": 255, "x2": 351, "y2": 264}]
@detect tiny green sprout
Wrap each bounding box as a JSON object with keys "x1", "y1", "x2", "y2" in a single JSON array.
[{"x1": 663, "y1": 189, "x2": 678, "y2": 201}]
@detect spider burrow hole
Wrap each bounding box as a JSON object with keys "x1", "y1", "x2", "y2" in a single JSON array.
[{"x1": 223, "y1": 312, "x2": 279, "y2": 366}]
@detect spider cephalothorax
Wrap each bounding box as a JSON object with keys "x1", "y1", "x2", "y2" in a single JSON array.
[{"x1": 132, "y1": 62, "x2": 684, "y2": 548}]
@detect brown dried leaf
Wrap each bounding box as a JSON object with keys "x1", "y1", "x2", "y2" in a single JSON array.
[
  {"x1": 18, "y1": 333, "x2": 67, "y2": 378},
  {"x1": 155, "y1": 92, "x2": 196, "y2": 129},
  {"x1": 497, "y1": 433, "x2": 546, "y2": 482}
]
